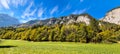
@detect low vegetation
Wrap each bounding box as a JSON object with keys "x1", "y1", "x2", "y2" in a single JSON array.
[{"x1": 0, "y1": 40, "x2": 120, "y2": 54}]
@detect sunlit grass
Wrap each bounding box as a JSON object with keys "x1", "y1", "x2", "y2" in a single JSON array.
[{"x1": 0, "y1": 40, "x2": 120, "y2": 54}]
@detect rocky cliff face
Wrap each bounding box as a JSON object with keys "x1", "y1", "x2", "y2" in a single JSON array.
[
  {"x1": 17, "y1": 14, "x2": 93, "y2": 27},
  {"x1": 76, "y1": 14, "x2": 92, "y2": 25},
  {"x1": 101, "y1": 7, "x2": 120, "y2": 25}
]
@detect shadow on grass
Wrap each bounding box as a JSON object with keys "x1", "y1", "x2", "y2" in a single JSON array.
[{"x1": 0, "y1": 45, "x2": 17, "y2": 48}]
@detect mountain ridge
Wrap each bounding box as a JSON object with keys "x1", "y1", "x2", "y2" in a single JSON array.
[
  {"x1": 1, "y1": 7, "x2": 120, "y2": 27},
  {"x1": 0, "y1": 14, "x2": 20, "y2": 27},
  {"x1": 16, "y1": 13, "x2": 94, "y2": 27}
]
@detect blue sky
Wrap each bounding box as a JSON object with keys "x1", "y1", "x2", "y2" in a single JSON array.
[{"x1": 0, "y1": 0, "x2": 120, "y2": 23}]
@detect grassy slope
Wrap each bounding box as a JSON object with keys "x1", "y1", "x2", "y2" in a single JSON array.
[{"x1": 0, "y1": 40, "x2": 120, "y2": 54}]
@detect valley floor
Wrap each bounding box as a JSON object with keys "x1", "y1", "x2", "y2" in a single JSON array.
[{"x1": 0, "y1": 40, "x2": 120, "y2": 54}]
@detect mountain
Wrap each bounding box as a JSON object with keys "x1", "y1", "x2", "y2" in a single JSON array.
[
  {"x1": 101, "y1": 7, "x2": 120, "y2": 25},
  {"x1": 1, "y1": 7, "x2": 120, "y2": 27},
  {"x1": 0, "y1": 14, "x2": 20, "y2": 27},
  {"x1": 16, "y1": 7, "x2": 120, "y2": 28},
  {"x1": 17, "y1": 14, "x2": 94, "y2": 27},
  {"x1": 18, "y1": 7, "x2": 120, "y2": 27}
]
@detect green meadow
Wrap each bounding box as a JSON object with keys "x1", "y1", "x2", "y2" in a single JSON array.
[{"x1": 0, "y1": 40, "x2": 120, "y2": 54}]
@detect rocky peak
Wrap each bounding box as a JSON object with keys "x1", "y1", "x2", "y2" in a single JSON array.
[
  {"x1": 76, "y1": 14, "x2": 92, "y2": 25},
  {"x1": 67, "y1": 14, "x2": 92, "y2": 25},
  {"x1": 101, "y1": 7, "x2": 120, "y2": 25}
]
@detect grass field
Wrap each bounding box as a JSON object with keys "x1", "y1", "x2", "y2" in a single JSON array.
[{"x1": 0, "y1": 40, "x2": 120, "y2": 54}]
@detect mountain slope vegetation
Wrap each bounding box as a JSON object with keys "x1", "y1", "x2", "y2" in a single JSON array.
[{"x1": 1, "y1": 7, "x2": 120, "y2": 43}]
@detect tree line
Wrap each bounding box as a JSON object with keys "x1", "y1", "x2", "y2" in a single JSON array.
[{"x1": 0, "y1": 18, "x2": 120, "y2": 43}]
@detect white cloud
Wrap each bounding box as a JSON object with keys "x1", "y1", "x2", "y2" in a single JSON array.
[
  {"x1": 0, "y1": 0, "x2": 28, "y2": 9},
  {"x1": 0, "y1": 0, "x2": 10, "y2": 9},
  {"x1": 60, "y1": 4, "x2": 71, "y2": 14},
  {"x1": 11, "y1": 0, "x2": 28, "y2": 8},
  {"x1": 80, "y1": 0, "x2": 84, "y2": 2},
  {"x1": 31, "y1": 9, "x2": 37, "y2": 16},
  {"x1": 50, "y1": 6, "x2": 58, "y2": 15},
  {"x1": 72, "y1": 8, "x2": 87, "y2": 14},
  {"x1": 21, "y1": 1, "x2": 38, "y2": 23},
  {"x1": 38, "y1": 8, "x2": 44, "y2": 17},
  {"x1": 21, "y1": 2, "x2": 34, "y2": 18},
  {"x1": 38, "y1": 7, "x2": 47, "y2": 17},
  {"x1": 65, "y1": 4, "x2": 71, "y2": 10}
]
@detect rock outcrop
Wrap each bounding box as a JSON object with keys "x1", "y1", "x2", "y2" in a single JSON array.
[{"x1": 101, "y1": 7, "x2": 120, "y2": 25}]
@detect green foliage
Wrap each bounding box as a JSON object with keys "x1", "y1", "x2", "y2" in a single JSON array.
[{"x1": 0, "y1": 18, "x2": 120, "y2": 43}]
